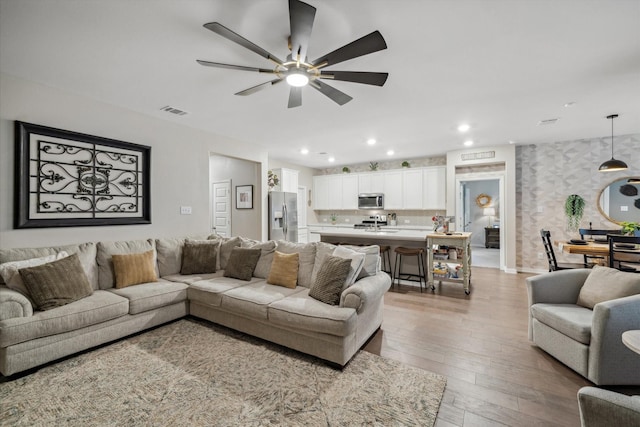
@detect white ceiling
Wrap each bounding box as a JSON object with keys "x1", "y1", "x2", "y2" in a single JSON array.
[{"x1": 1, "y1": 0, "x2": 639, "y2": 168}]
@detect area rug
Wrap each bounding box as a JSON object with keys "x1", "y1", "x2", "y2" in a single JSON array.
[{"x1": 0, "y1": 319, "x2": 446, "y2": 426}]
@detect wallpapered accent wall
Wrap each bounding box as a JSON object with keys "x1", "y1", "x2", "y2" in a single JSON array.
[{"x1": 516, "y1": 133, "x2": 640, "y2": 271}]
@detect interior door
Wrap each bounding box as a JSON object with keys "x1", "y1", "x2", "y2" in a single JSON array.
[{"x1": 212, "y1": 180, "x2": 231, "y2": 237}]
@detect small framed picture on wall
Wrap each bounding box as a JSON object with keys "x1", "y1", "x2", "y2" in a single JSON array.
[{"x1": 236, "y1": 185, "x2": 253, "y2": 209}]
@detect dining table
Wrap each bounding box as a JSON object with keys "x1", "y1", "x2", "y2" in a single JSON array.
[{"x1": 555, "y1": 240, "x2": 610, "y2": 258}]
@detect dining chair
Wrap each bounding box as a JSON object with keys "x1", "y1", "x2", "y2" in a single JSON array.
[
  {"x1": 579, "y1": 228, "x2": 622, "y2": 266},
  {"x1": 540, "y1": 229, "x2": 587, "y2": 272},
  {"x1": 608, "y1": 234, "x2": 640, "y2": 273}
]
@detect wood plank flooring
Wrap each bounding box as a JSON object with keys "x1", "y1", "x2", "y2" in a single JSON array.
[{"x1": 363, "y1": 267, "x2": 640, "y2": 427}]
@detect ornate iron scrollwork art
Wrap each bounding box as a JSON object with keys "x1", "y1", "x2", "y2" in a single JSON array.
[{"x1": 15, "y1": 121, "x2": 151, "y2": 228}]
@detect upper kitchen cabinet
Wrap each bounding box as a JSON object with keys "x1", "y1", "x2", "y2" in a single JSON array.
[
  {"x1": 358, "y1": 173, "x2": 385, "y2": 194},
  {"x1": 271, "y1": 168, "x2": 298, "y2": 193},
  {"x1": 423, "y1": 166, "x2": 446, "y2": 210},
  {"x1": 341, "y1": 174, "x2": 359, "y2": 209},
  {"x1": 312, "y1": 175, "x2": 329, "y2": 210},
  {"x1": 383, "y1": 171, "x2": 403, "y2": 209},
  {"x1": 402, "y1": 169, "x2": 424, "y2": 209}
]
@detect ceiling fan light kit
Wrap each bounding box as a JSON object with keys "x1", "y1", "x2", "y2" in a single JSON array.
[
  {"x1": 598, "y1": 114, "x2": 628, "y2": 172},
  {"x1": 197, "y1": 0, "x2": 388, "y2": 108}
]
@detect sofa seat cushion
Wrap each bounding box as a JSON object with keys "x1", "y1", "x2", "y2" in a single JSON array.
[
  {"x1": 161, "y1": 271, "x2": 224, "y2": 284},
  {"x1": 187, "y1": 276, "x2": 262, "y2": 307},
  {"x1": 108, "y1": 281, "x2": 188, "y2": 315},
  {"x1": 531, "y1": 303, "x2": 593, "y2": 345},
  {"x1": 0, "y1": 290, "x2": 128, "y2": 348},
  {"x1": 221, "y1": 281, "x2": 305, "y2": 320},
  {"x1": 268, "y1": 288, "x2": 357, "y2": 337}
]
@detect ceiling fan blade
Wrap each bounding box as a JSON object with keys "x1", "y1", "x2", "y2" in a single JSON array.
[
  {"x1": 319, "y1": 71, "x2": 388, "y2": 86},
  {"x1": 197, "y1": 60, "x2": 275, "y2": 74},
  {"x1": 288, "y1": 87, "x2": 303, "y2": 108},
  {"x1": 203, "y1": 22, "x2": 284, "y2": 65},
  {"x1": 289, "y1": 0, "x2": 316, "y2": 62},
  {"x1": 311, "y1": 31, "x2": 387, "y2": 68},
  {"x1": 309, "y1": 80, "x2": 353, "y2": 106},
  {"x1": 235, "y1": 79, "x2": 283, "y2": 96}
]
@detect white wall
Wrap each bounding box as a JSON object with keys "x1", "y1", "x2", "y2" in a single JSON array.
[{"x1": 0, "y1": 73, "x2": 268, "y2": 248}]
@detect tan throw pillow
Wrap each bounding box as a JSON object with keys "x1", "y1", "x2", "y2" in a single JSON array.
[
  {"x1": 181, "y1": 240, "x2": 218, "y2": 274},
  {"x1": 112, "y1": 250, "x2": 158, "y2": 289},
  {"x1": 577, "y1": 265, "x2": 640, "y2": 309},
  {"x1": 309, "y1": 255, "x2": 352, "y2": 305},
  {"x1": 267, "y1": 251, "x2": 299, "y2": 289},
  {"x1": 223, "y1": 247, "x2": 261, "y2": 281},
  {"x1": 0, "y1": 251, "x2": 69, "y2": 302},
  {"x1": 19, "y1": 253, "x2": 93, "y2": 311}
]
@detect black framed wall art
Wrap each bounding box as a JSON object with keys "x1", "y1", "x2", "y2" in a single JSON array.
[{"x1": 15, "y1": 121, "x2": 151, "y2": 228}]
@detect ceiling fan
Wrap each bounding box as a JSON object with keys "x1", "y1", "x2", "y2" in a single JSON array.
[{"x1": 197, "y1": 0, "x2": 388, "y2": 108}]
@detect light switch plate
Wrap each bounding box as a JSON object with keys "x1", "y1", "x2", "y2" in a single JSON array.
[
  {"x1": 621, "y1": 206, "x2": 628, "y2": 211},
  {"x1": 180, "y1": 206, "x2": 192, "y2": 215}
]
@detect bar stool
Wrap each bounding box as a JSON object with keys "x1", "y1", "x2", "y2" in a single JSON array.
[
  {"x1": 379, "y1": 245, "x2": 392, "y2": 278},
  {"x1": 393, "y1": 246, "x2": 426, "y2": 292}
]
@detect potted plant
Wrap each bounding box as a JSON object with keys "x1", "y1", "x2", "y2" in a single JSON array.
[
  {"x1": 621, "y1": 221, "x2": 640, "y2": 236},
  {"x1": 369, "y1": 162, "x2": 379, "y2": 171},
  {"x1": 564, "y1": 194, "x2": 585, "y2": 231},
  {"x1": 267, "y1": 170, "x2": 279, "y2": 191},
  {"x1": 329, "y1": 213, "x2": 338, "y2": 225},
  {"x1": 342, "y1": 166, "x2": 351, "y2": 174},
  {"x1": 401, "y1": 161, "x2": 410, "y2": 168}
]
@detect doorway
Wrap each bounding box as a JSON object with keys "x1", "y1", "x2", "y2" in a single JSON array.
[
  {"x1": 456, "y1": 174, "x2": 504, "y2": 270},
  {"x1": 211, "y1": 180, "x2": 231, "y2": 237}
]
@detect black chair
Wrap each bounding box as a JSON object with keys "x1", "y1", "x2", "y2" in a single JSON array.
[
  {"x1": 540, "y1": 229, "x2": 587, "y2": 272},
  {"x1": 579, "y1": 228, "x2": 622, "y2": 266},
  {"x1": 608, "y1": 234, "x2": 640, "y2": 273}
]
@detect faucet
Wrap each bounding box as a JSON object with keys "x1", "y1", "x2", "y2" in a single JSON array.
[{"x1": 374, "y1": 216, "x2": 379, "y2": 231}]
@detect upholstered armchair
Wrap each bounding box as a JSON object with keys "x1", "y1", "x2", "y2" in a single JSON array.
[
  {"x1": 578, "y1": 387, "x2": 640, "y2": 427},
  {"x1": 526, "y1": 268, "x2": 640, "y2": 385}
]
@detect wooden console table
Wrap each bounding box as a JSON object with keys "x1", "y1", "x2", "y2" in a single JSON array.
[{"x1": 426, "y1": 232, "x2": 472, "y2": 295}]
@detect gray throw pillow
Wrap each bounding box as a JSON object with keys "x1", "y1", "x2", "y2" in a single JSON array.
[
  {"x1": 181, "y1": 240, "x2": 218, "y2": 274},
  {"x1": 309, "y1": 255, "x2": 352, "y2": 305},
  {"x1": 223, "y1": 247, "x2": 261, "y2": 281},
  {"x1": 19, "y1": 253, "x2": 93, "y2": 310}
]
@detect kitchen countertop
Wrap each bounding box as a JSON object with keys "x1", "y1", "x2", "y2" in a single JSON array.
[
  {"x1": 309, "y1": 223, "x2": 432, "y2": 231},
  {"x1": 309, "y1": 227, "x2": 430, "y2": 242}
]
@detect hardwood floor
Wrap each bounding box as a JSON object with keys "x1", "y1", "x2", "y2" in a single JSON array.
[{"x1": 363, "y1": 267, "x2": 640, "y2": 427}]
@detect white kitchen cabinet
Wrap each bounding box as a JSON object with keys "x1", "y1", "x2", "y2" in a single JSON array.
[
  {"x1": 383, "y1": 171, "x2": 403, "y2": 209},
  {"x1": 271, "y1": 168, "x2": 298, "y2": 193},
  {"x1": 341, "y1": 174, "x2": 359, "y2": 209},
  {"x1": 358, "y1": 173, "x2": 385, "y2": 194},
  {"x1": 312, "y1": 175, "x2": 329, "y2": 210},
  {"x1": 402, "y1": 169, "x2": 424, "y2": 209},
  {"x1": 297, "y1": 227, "x2": 309, "y2": 243},
  {"x1": 423, "y1": 166, "x2": 446, "y2": 210}
]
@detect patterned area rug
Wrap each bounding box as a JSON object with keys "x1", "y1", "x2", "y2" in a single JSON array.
[{"x1": 1, "y1": 319, "x2": 446, "y2": 426}]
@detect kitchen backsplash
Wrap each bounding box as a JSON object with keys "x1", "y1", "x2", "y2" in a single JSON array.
[{"x1": 314, "y1": 210, "x2": 444, "y2": 227}]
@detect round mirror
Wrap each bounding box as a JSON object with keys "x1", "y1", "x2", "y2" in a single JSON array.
[{"x1": 597, "y1": 177, "x2": 640, "y2": 224}]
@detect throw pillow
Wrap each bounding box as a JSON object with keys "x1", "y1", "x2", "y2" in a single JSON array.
[
  {"x1": 241, "y1": 239, "x2": 277, "y2": 279},
  {"x1": 310, "y1": 242, "x2": 337, "y2": 284},
  {"x1": 19, "y1": 253, "x2": 93, "y2": 310},
  {"x1": 223, "y1": 247, "x2": 261, "y2": 281},
  {"x1": 0, "y1": 251, "x2": 69, "y2": 301},
  {"x1": 267, "y1": 251, "x2": 299, "y2": 288},
  {"x1": 181, "y1": 240, "x2": 218, "y2": 274},
  {"x1": 343, "y1": 245, "x2": 380, "y2": 279},
  {"x1": 219, "y1": 237, "x2": 242, "y2": 270},
  {"x1": 112, "y1": 250, "x2": 158, "y2": 289},
  {"x1": 577, "y1": 265, "x2": 640, "y2": 309},
  {"x1": 332, "y1": 246, "x2": 366, "y2": 288},
  {"x1": 309, "y1": 255, "x2": 352, "y2": 305},
  {"x1": 275, "y1": 241, "x2": 317, "y2": 288}
]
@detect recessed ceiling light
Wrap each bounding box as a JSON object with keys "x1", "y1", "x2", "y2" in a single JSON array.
[
  {"x1": 367, "y1": 138, "x2": 376, "y2": 145},
  {"x1": 464, "y1": 140, "x2": 474, "y2": 147},
  {"x1": 387, "y1": 150, "x2": 394, "y2": 156},
  {"x1": 457, "y1": 124, "x2": 470, "y2": 133},
  {"x1": 300, "y1": 148, "x2": 309, "y2": 155},
  {"x1": 508, "y1": 140, "x2": 516, "y2": 144},
  {"x1": 328, "y1": 157, "x2": 335, "y2": 163},
  {"x1": 564, "y1": 102, "x2": 576, "y2": 107}
]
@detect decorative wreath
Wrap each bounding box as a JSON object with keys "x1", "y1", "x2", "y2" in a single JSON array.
[{"x1": 475, "y1": 193, "x2": 492, "y2": 208}]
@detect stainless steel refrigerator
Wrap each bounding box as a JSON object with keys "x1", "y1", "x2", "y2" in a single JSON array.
[{"x1": 268, "y1": 191, "x2": 298, "y2": 242}]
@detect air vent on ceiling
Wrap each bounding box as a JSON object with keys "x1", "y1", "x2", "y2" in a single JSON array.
[
  {"x1": 160, "y1": 105, "x2": 189, "y2": 116},
  {"x1": 538, "y1": 118, "x2": 559, "y2": 126}
]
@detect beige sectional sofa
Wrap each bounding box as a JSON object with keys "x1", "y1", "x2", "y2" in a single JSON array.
[{"x1": 0, "y1": 236, "x2": 391, "y2": 376}]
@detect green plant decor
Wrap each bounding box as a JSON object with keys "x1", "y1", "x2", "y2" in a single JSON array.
[
  {"x1": 329, "y1": 213, "x2": 338, "y2": 224},
  {"x1": 342, "y1": 166, "x2": 351, "y2": 173},
  {"x1": 369, "y1": 162, "x2": 379, "y2": 171},
  {"x1": 401, "y1": 161, "x2": 410, "y2": 168},
  {"x1": 564, "y1": 194, "x2": 585, "y2": 231},
  {"x1": 267, "y1": 170, "x2": 279, "y2": 190},
  {"x1": 621, "y1": 221, "x2": 640, "y2": 236}
]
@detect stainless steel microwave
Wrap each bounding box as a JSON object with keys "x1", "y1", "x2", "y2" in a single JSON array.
[{"x1": 358, "y1": 193, "x2": 384, "y2": 210}]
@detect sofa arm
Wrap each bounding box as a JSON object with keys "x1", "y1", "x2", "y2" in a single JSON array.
[
  {"x1": 340, "y1": 272, "x2": 391, "y2": 314},
  {"x1": 578, "y1": 386, "x2": 640, "y2": 427},
  {"x1": 588, "y1": 294, "x2": 640, "y2": 385},
  {"x1": 0, "y1": 286, "x2": 33, "y2": 320}
]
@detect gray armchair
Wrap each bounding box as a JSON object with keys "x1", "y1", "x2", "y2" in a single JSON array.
[
  {"x1": 578, "y1": 387, "x2": 640, "y2": 427},
  {"x1": 526, "y1": 269, "x2": 640, "y2": 385}
]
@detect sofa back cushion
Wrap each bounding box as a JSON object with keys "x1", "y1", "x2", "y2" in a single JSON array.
[
  {"x1": 332, "y1": 246, "x2": 366, "y2": 287},
  {"x1": 577, "y1": 265, "x2": 640, "y2": 309},
  {"x1": 342, "y1": 245, "x2": 380, "y2": 279},
  {"x1": 97, "y1": 239, "x2": 157, "y2": 289},
  {"x1": 0, "y1": 242, "x2": 98, "y2": 290},
  {"x1": 155, "y1": 235, "x2": 212, "y2": 277},
  {"x1": 219, "y1": 237, "x2": 242, "y2": 270},
  {"x1": 276, "y1": 241, "x2": 317, "y2": 288}
]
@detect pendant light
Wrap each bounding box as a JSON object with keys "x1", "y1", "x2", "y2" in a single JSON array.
[{"x1": 598, "y1": 114, "x2": 628, "y2": 172}]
